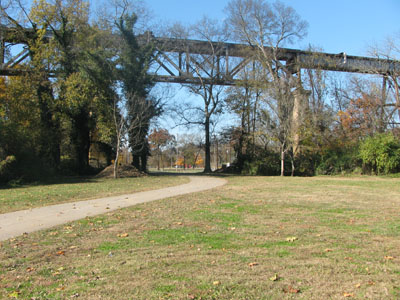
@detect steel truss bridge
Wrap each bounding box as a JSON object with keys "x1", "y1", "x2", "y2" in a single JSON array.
[{"x1": 0, "y1": 27, "x2": 399, "y2": 85}]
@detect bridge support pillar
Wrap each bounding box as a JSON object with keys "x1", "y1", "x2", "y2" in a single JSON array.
[{"x1": 292, "y1": 83, "x2": 310, "y2": 158}]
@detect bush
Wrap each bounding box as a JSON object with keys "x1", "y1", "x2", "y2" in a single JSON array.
[
  {"x1": 0, "y1": 155, "x2": 17, "y2": 184},
  {"x1": 359, "y1": 133, "x2": 400, "y2": 175},
  {"x1": 241, "y1": 151, "x2": 280, "y2": 176},
  {"x1": 316, "y1": 146, "x2": 360, "y2": 175}
]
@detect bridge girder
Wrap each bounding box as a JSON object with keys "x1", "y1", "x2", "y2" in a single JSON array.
[{"x1": 0, "y1": 27, "x2": 399, "y2": 86}]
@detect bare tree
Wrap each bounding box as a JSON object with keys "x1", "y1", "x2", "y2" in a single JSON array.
[
  {"x1": 225, "y1": 63, "x2": 264, "y2": 169},
  {"x1": 225, "y1": 0, "x2": 308, "y2": 176},
  {"x1": 113, "y1": 92, "x2": 160, "y2": 177},
  {"x1": 369, "y1": 34, "x2": 400, "y2": 126},
  {"x1": 170, "y1": 16, "x2": 227, "y2": 173}
]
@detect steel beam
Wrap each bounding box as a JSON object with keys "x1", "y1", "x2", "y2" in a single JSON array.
[{"x1": 0, "y1": 27, "x2": 399, "y2": 86}]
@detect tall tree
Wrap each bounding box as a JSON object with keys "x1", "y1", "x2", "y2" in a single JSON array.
[
  {"x1": 225, "y1": 63, "x2": 263, "y2": 170},
  {"x1": 225, "y1": 0, "x2": 308, "y2": 175},
  {"x1": 115, "y1": 12, "x2": 160, "y2": 172},
  {"x1": 171, "y1": 17, "x2": 226, "y2": 173}
]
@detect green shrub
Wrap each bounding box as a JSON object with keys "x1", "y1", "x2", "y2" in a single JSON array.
[
  {"x1": 316, "y1": 146, "x2": 360, "y2": 175},
  {"x1": 359, "y1": 133, "x2": 400, "y2": 175},
  {"x1": 241, "y1": 152, "x2": 280, "y2": 176},
  {"x1": 0, "y1": 155, "x2": 17, "y2": 183}
]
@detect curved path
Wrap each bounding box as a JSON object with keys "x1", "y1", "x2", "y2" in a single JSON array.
[{"x1": 0, "y1": 176, "x2": 226, "y2": 241}]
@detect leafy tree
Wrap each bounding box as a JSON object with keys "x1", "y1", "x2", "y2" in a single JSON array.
[
  {"x1": 359, "y1": 133, "x2": 400, "y2": 175},
  {"x1": 149, "y1": 128, "x2": 174, "y2": 170},
  {"x1": 116, "y1": 12, "x2": 160, "y2": 172}
]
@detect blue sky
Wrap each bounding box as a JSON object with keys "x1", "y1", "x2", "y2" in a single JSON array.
[{"x1": 143, "y1": 0, "x2": 400, "y2": 56}]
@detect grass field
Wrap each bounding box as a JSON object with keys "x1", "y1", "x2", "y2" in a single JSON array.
[
  {"x1": 0, "y1": 175, "x2": 189, "y2": 213},
  {"x1": 1, "y1": 175, "x2": 400, "y2": 299}
]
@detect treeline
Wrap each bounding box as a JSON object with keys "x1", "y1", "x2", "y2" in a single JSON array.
[
  {"x1": 0, "y1": 0, "x2": 158, "y2": 183},
  {"x1": 1, "y1": 0, "x2": 399, "y2": 183}
]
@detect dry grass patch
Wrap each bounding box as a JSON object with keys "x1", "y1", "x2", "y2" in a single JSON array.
[{"x1": 1, "y1": 176, "x2": 400, "y2": 299}]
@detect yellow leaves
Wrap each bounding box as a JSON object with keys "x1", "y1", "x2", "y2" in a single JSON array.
[
  {"x1": 269, "y1": 274, "x2": 279, "y2": 281},
  {"x1": 117, "y1": 233, "x2": 129, "y2": 238},
  {"x1": 8, "y1": 291, "x2": 21, "y2": 298},
  {"x1": 343, "y1": 292, "x2": 354, "y2": 298},
  {"x1": 384, "y1": 255, "x2": 395, "y2": 261},
  {"x1": 286, "y1": 236, "x2": 297, "y2": 242},
  {"x1": 212, "y1": 281, "x2": 221, "y2": 286},
  {"x1": 62, "y1": 73, "x2": 96, "y2": 113}
]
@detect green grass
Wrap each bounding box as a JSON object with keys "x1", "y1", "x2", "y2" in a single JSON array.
[
  {"x1": 0, "y1": 175, "x2": 188, "y2": 213},
  {"x1": 1, "y1": 175, "x2": 400, "y2": 299}
]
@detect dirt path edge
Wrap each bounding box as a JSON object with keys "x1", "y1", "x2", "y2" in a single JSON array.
[{"x1": 0, "y1": 176, "x2": 226, "y2": 241}]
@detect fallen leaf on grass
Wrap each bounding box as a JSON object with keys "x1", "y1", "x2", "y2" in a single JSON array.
[
  {"x1": 286, "y1": 237, "x2": 298, "y2": 242},
  {"x1": 8, "y1": 291, "x2": 20, "y2": 298},
  {"x1": 355, "y1": 283, "x2": 361, "y2": 288},
  {"x1": 324, "y1": 248, "x2": 333, "y2": 252},
  {"x1": 343, "y1": 293, "x2": 354, "y2": 298},
  {"x1": 269, "y1": 274, "x2": 279, "y2": 281},
  {"x1": 368, "y1": 281, "x2": 375, "y2": 286},
  {"x1": 117, "y1": 233, "x2": 129, "y2": 238},
  {"x1": 283, "y1": 286, "x2": 300, "y2": 294},
  {"x1": 213, "y1": 281, "x2": 221, "y2": 286},
  {"x1": 248, "y1": 262, "x2": 259, "y2": 267},
  {"x1": 56, "y1": 250, "x2": 65, "y2": 256},
  {"x1": 384, "y1": 256, "x2": 394, "y2": 260}
]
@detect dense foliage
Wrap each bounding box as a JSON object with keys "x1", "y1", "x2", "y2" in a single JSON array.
[{"x1": 0, "y1": 0, "x2": 158, "y2": 183}]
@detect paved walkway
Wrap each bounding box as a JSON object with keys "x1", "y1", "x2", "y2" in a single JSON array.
[{"x1": 0, "y1": 176, "x2": 226, "y2": 241}]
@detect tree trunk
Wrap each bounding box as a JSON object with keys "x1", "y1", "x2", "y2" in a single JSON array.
[
  {"x1": 132, "y1": 155, "x2": 140, "y2": 170},
  {"x1": 280, "y1": 149, "x2": 285, "y2": 177},
  {"x1": 114, "y1": 149, "x2": 119, "y2": 179},
  {"x1": 157, "y1": 149, "x2": 160, "y2": 170},
  {"x1": 140, "y1": 151, "x2": 147, "y2": 172},
  {"x1": 74, "y1": 110, "x2": 91, "y2": 174},
  {"x1": 204, "y1": 115, "x2": 212, "y2": 173},
  {"x1": 291, "y1": 155, "x2": 295, "y2": 177}
]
